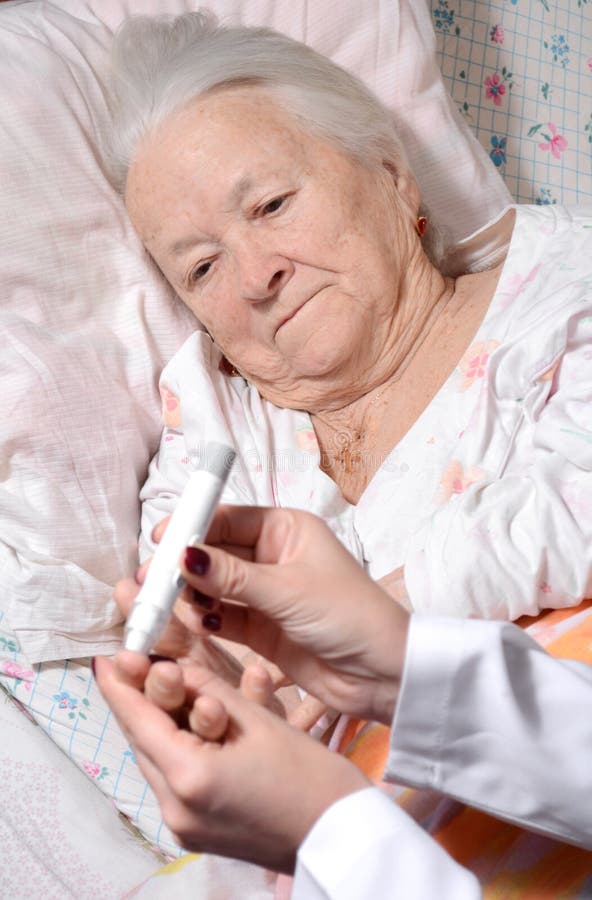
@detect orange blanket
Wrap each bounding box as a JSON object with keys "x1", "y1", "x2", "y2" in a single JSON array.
[{"x1": 338, "y1": 601, "x2": 592, "y2": 898}]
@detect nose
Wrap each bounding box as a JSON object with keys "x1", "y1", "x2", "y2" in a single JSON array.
[{"x1": 237, "y1": 242, "x2": 294, "y2": 302}]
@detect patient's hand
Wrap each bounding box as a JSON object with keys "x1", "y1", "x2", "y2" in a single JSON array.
[
  {"x1": 114, "y1": 651, "x2": 275, "y2": 741},
  {"x1": 116, "y1": 572, "x2": 327, "y2": 727},
  {"x1": 117, "y1": 563, "x2": 329, "y2": 732},
  {"x1": 115, "y1": 572, "x2": 248, "y2": 687}
]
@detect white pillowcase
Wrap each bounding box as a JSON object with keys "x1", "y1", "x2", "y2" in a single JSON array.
[{"x1": 0, "y1": 0, "x2": 511, "y2": 663}]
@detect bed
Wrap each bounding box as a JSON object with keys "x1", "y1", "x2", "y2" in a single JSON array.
[{"x1": 0, "y1": 0, "x2": 590, "y2": 896}]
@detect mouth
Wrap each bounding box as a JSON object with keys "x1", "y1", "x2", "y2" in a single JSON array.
[{"x1": 275, "y1": 287, "x2": 327, "y2": 336}]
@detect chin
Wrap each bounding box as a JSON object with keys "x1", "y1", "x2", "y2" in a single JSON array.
[{"x1": 277, "y1": 329, "x2": 356, "y2": 378}]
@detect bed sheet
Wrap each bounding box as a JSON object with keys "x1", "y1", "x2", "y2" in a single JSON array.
[{"x1": 0, "y1": 683, "x2": 162, "y2": 898}]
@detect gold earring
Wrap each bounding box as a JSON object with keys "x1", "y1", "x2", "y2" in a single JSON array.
[{"x1": 415, "y1": 216, "x2": 428, "y2": 238}]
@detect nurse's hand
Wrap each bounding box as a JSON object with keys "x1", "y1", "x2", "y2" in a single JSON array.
[
  {"x1": 94, "y1": 656, "x2": 370, "y2": 872},
  {"x1": 173, "y1": 506, "x2": 410, "y2": 726},
  {"x1": 115, "y1": 565, "x2": 326, "y2": 731}
]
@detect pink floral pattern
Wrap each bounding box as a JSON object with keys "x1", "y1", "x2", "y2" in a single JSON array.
[
  {"x1": 437, "y1": 460, "x2": 485, "y2": 505},
  {"x1": 160, "y1": 386, "x2": 182, "y2": 429},
  {"x1": 538, "y1": 122, "x2": 568, "y2": 160},
  {"x1": 435, "y1": 4, "x2": 591, "y2": 209},
  {"x1": 490, "y1": 25, "x2": 504, "y2": 45},
  {"x1": 484, "y1": 72, "x2": 506, "y2": 106},
  {"x1": 82, "y1": 760, "x2": 109, "y2": 781},
  {"x1": 457, "y1": 340, "x2": 500, "y2": 391},
  {"x1": 295, "y1": 427, "x2": 319, "y2": 452},
  {"x1": 0, "y1": 660, "x2": 35, "y2": 690},
  {"x1": 498, "y1": 264, "x2": 542, "y2": 309},
  {"x1": 538, "y1": 360, "x2": 560, "y2": 383}
]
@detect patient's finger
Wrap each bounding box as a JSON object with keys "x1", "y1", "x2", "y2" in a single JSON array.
[
  {"x1": 114, "y1": 577, "x2": 140, "y2": 617},
  {"x1": 145, "y1": 660, "x2": 186, "y2": 713},
  {"x1": 134, "y1": 558, "x2": 152, "y2": 586},
  {"x1": 152, "y1": 516, "x2": 172, "y2": 544},
  {"x1": 240, "y1": 652, "x2": 292, "y2": 690},
  {"x1": 288, "y1": 695, "x2": 329, "y2": 732},
  {"x1": 113, "y1": 650, "x2": 151, "y2": 689},
  {"x1": 188, "y1": 694, "x2": 229, "y2": 741},
  {"x1": 95, "y1": 657, "x2": 208, "y2": 777},
  {"x1": 240, "y1": 663, "x2": 274, "y2": 708}
]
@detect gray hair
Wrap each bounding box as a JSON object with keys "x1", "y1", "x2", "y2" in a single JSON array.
[{"x1": 107, "y1": 11, "x2": 443, "y2": 264}]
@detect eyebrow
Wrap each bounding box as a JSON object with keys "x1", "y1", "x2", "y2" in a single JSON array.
[{"x1": 169, "y1": 175, "x2": 257, "y2": 257}]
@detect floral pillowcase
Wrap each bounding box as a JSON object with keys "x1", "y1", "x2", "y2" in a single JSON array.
[{"x1": 433, "y1": 0, "x2": 592, "y2": 207}]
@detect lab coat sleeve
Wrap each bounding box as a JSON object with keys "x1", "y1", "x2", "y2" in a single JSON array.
[
  {"x1": 387, "y1": 615, "x2": 592, "y2": 849},
  {"x1": 294, "y1": 614, "x2": 592, "y2": 897},
  {"x1": 294, "y1": 787, "x2": 481, "y2": 899}
]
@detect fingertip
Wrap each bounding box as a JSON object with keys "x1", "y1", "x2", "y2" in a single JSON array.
[
  {"x1": 202, "y1": 612, "x2": 222, "y2": 632},
  {"x1": 114, "y1": 649, "x2": 151, "y2": 687},
  {"x1": 152, "y1": 516, "x2": 171, "y2": 544},
  {"x1": 134, "y1": 561, "x2": 149, "y2": 585},
  {"x1": 240, "y1": 663, "x2": 274, "y2": 707},
  {"x1": 189, "y1": 694, "x2": 229, "y2": 741},
  {"x1": 113, "y1": 578, "x2": 139, "y2": 612},
  {"x1": 184, "y1": 546, "x2": 211, "y2": 576},
  {"x1": 92, "y1": 654, "x2": 109, "y2": 680},
  {"x1": 145, "y1": 660, "x2": 185, "y2": 711}
]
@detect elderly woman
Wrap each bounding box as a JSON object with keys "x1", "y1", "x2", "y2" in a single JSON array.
[
  {"x1": 111, "y1": 13, "x2": 592, "y2": 627},
  {"x1": 3, "y1": 8, "x2": 591, "y2": 868}
]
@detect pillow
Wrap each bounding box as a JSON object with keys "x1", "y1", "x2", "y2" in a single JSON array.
[
  {"x1": 434, "y1": 0, "x2": 592, "y2": 206},
  {"x1": 0, "y1": 0, "x2": 511, "y2": 664}
]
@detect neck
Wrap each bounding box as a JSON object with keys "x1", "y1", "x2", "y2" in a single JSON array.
[{"x1": 311, "y1": 265, "x2": 455, "y2": 433}]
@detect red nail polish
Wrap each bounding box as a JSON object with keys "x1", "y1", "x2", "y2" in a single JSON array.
[
  {"x1": 185, "y1": 547, "x2": 211, "y2": 575},
  {"x1": 91, "y1": 657, "x2": 96, "y2": 677},
  {"x1": 202, "y1": 613, "x2": 222, "y2": 632}
]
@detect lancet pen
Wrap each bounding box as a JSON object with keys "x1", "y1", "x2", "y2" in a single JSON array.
[{"x1": 124, "y1": 441, "x2": 236, "y2": 654}]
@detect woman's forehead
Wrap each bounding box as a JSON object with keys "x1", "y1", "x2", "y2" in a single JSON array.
[
  {"x1": 135, "y1": 87, "x2": 311, "y2": 179},
  {"x1": 125, "y1": 87, "x2": 340, "y2": 238}
]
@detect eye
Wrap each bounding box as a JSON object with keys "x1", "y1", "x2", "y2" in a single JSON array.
[
  {"x1": 189, "y1": 260, "x2": 213, "y2": 284},
  {"x1": 259, "y1": 195, "x2": 287, "y2": 217}
]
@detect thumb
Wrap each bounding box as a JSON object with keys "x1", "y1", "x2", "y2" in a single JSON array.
[
  {"x1": 178, "y1": 540, "x2": 303, "y2": 659},
  {"x1": 180, "y1": 543, "x2": 278, "y2": 615},
  {"x1": 181, "y1": 543, "x2": 251, "y2": 599}
]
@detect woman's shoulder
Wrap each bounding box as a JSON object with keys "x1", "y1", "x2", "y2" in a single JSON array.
[
  {"x1": 511, "y1": 203, "x2": 592, "y2": 255},
  {"x1": 159, "y1": 329, "x2": 220, "y2": 386},
  {"x1": 499, "y1": 204, "x2": 592, "y2": 326},
  {"x1": 484, "y1": 204, "x2": 592, "y2": 393}
]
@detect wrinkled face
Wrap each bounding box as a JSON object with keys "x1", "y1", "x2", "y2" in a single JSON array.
[{"x1": 126, "y1": 87, "x2": 420, "y2": 409}]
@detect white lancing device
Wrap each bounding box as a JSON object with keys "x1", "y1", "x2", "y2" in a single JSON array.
[{"x1": 124, "y1": 441, "x2": 236, "y2": 654}]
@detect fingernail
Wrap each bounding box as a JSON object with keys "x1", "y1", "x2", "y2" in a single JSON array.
[
  {"x1": 202, "y1": 613, "x2": 222, "y2": 632},
  {"x1": 192, "y1": 590, "x2": 216, "y2": 610},
  {"x1": 91, "y1": 657, "x2": 96, "y2": 678},
  {"x1": 184, "y1": 547, "x2": 210, "y2": 575}
]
